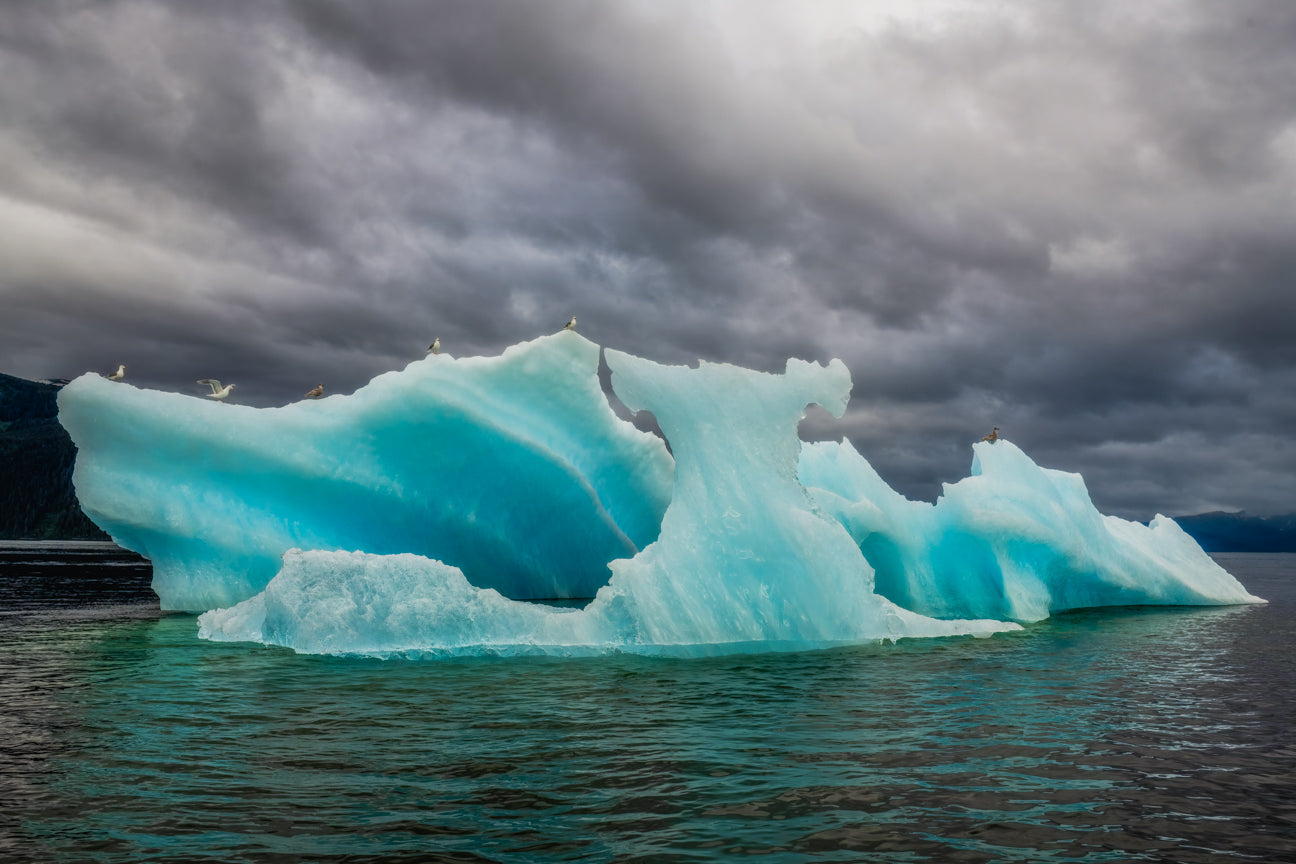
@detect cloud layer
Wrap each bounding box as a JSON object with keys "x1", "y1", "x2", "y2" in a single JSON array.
[{"x1": 3, "y1": 0, "x2": 1294, "y2": 518}]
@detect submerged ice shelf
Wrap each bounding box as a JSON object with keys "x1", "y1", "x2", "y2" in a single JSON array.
[{"x1": 58, "y1": 332, "x2": 1263, "y2": 658}]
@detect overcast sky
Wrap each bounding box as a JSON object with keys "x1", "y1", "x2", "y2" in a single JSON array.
[{"x1": 2, "y1": 0, "x2": 1295, "y2": 519}]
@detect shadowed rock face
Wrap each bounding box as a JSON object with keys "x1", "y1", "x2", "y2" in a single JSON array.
[{"x1": 0, "y1": 372, "x2": 105, "y2": 540}]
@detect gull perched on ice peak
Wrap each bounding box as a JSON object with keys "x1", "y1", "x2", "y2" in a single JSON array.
[
  {"x1": 980, "y1": 427, "x2": 1000, "y2": 443},
  {"x1": 104, "y1": 364, "x2": 126, "y2": 381},
  {"x1": 305, "y1": 384, "x2": 323, "y2": 400},
  {"x1": 428, "y1": 337, "x2": 440, "y2": 354},
  {"x1": 563, "y1": 316, "x2": 577, "y2": 331},
  {"x1": 197, "y1": 379, "x2": 236, "y2": 401}
]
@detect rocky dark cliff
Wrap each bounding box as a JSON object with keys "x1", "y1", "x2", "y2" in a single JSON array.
[{"x1": 0, "y1": 372, "x2": 107, "y2": 540}]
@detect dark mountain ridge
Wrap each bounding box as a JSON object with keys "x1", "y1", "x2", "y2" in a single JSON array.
[{"x1": 1167, "y1": 511, "x2": 1296, "y2": 554}]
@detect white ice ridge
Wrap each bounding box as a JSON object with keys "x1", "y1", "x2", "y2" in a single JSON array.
[{"x1": 57, "y1": 332, "x2": 1263, "y2": 658}]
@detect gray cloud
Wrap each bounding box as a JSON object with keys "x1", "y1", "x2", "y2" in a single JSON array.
[{"x1": 1, "y1": 0, "x2": 1294, "y2": 519}]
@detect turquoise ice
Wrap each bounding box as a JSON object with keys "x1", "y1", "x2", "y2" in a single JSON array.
[
  {"x1": 799, "y1": 438, "x2": 1261, "y2": 622},
  {"x1": 58, "y1": 333, "x2": 1263, "y2": 657},
  {"x1": 196, "y1": 350, "x2": 1014, "y2": 655},
  {"x1": 57, "y1": 333, "x2": 672, "y2": 611}
]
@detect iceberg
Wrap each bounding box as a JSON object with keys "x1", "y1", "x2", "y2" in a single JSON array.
[
  {"x1": 58, "y1": 333, "x2": 1263, "y2": 658},
  {"x1": 57, "y1": 333, "x2": 673, "y2": 611},
  {"x1": 799, "y1": 438, "x2": 1262, "y2": 622},
  {"x1": 195, "y1": 350, "x2": 1014, "y2": 655}
]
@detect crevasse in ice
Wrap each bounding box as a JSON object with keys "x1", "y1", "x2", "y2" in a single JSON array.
[{"x1": 57, "y1": 332, "x2": 1263, "y2": 658}]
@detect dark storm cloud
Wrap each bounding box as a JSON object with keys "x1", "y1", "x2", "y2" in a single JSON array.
[
  {"x1": 0, "y1": 1, "x2": 326, "y2": 245},
  {"x1": 1, "y1": 0, "x2": 1294, "y2": 518}
]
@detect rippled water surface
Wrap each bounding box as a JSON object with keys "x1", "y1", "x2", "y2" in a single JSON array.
[{"x1": 2, "y1": 545, "x2": 1293, "y2": 862}]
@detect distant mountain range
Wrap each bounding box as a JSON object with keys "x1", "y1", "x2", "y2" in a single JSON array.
[
  {"x1": 1164, "y1": 511, "x2": 1296, "y2": 554},
  {"x1": 2, "y1": 371, "x2": 1294, "y2": 551}
]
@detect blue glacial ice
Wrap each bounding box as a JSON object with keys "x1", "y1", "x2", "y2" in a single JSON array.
[
  {"x1": 57, "y1": 332, "x2": 1263, "y2": 658},
  {"x1": 57, "y1": 333, "x2": 673, "y2": 611},
  {"x1": 799, "y1": 438, "x2": 1261, "y2": 622}
]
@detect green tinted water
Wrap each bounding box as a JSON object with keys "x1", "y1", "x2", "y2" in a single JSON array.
[{"x1": 2, "y1": 550, "x2": 1293, "y2": 862}]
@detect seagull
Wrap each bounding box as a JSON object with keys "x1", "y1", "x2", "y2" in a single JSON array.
[
  {"x1": 305, "y1": 384, "x2": 323, "y2": 399},
  {"x1": 428, "y1": 337, "x2": 440, "y2": 354},
  {"x1": 980, "y1": 427, "x2": 999, "y2": 443},
  {"x1": 197, "y1": 379, "x2": 236, "y2": 401},
  {"x1": 563, "y1": 316, "x2": 577, "y2": 331},
  {"x1": 105, "y1": 364, "x2": 126, "y2": 382}
]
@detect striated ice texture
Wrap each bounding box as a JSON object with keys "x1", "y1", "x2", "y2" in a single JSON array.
[
  {"x1": 59, "y1": 333, "x2": 1263, "y2": 658},
  {"x1": 196, "y1": 352, "x2": 1015, "y2": 655},
  {"x1": 58, "y1": 333, "x2": 673, "y2": 611},
  {"x1": 799, "y1": 439, "x2": 1262, "y2": 623}
]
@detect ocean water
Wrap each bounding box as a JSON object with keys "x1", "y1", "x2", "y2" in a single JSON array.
[{"x1": 1, "y1": 544, "x2": 1293, "y2": 863}]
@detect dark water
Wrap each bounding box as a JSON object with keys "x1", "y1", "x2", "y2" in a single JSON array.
[{"x1": 1, "y1": 546, "x2": 1293, "y2": 863}]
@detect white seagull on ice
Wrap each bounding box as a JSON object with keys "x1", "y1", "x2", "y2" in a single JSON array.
[{"x1": 197, "y1": 379, "x2": 236, "y2": 401}]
